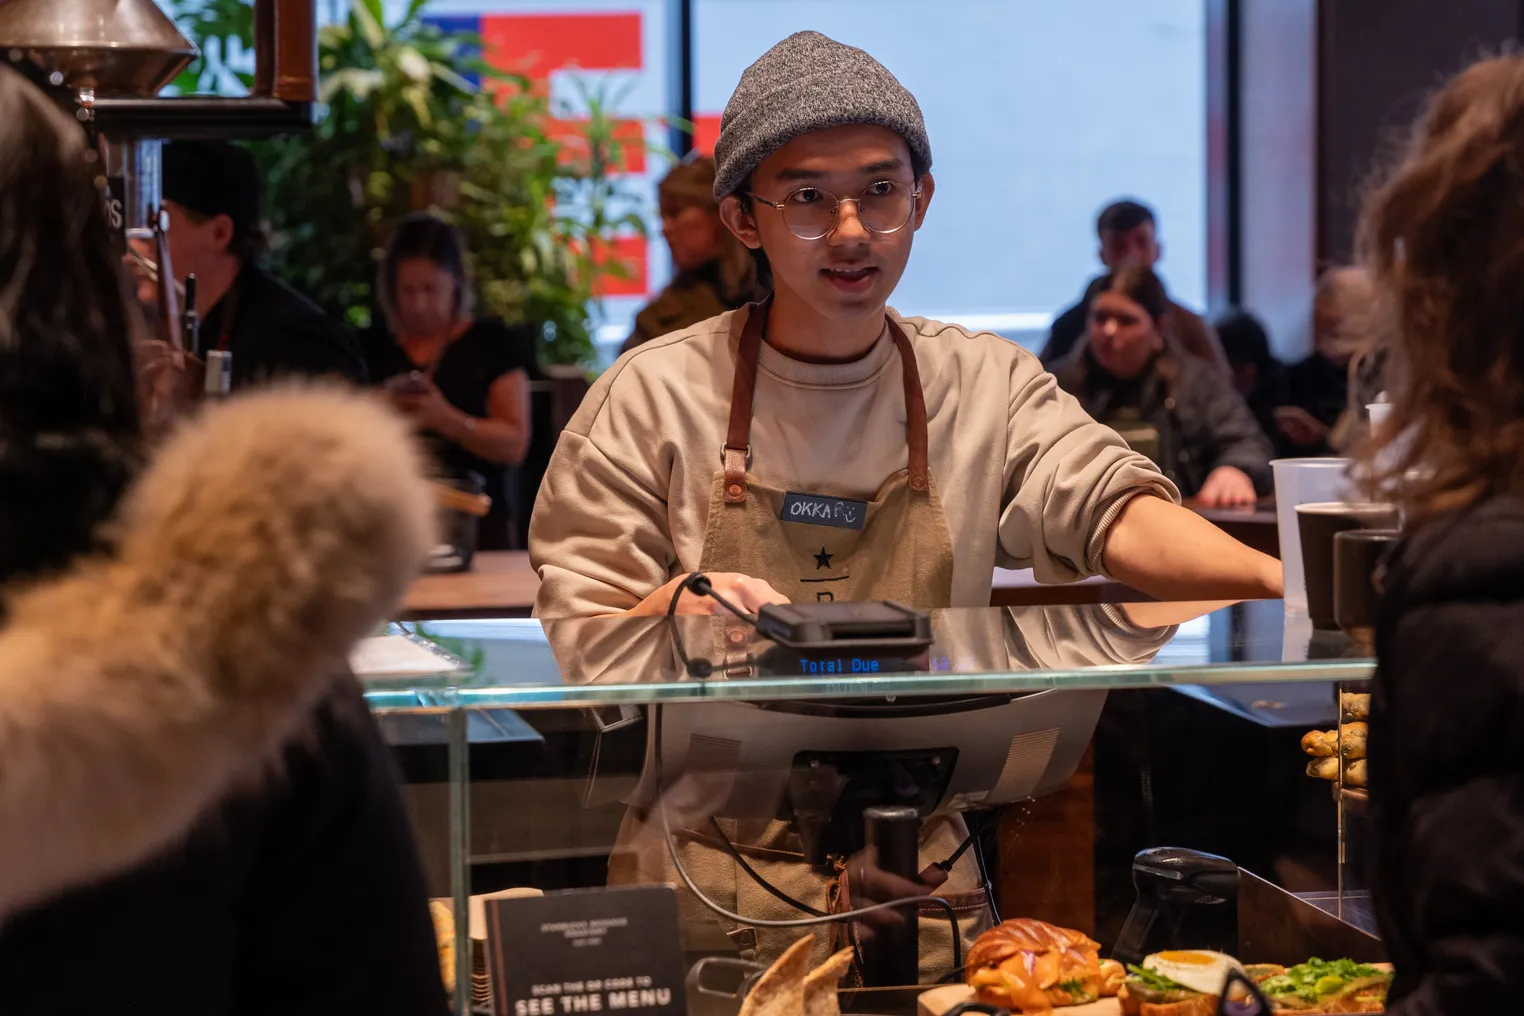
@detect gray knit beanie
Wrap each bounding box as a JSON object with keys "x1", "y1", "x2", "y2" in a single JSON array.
[{"x1": 712, "y1": 32, "x2": 932, "y2": 201}]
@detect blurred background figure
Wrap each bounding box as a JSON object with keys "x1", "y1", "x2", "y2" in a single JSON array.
[
  {"x1": 1215, "y1": 308, "x2": 1290, "y2": 454},
  {"x1": 1357, "y1": 52, "x2": 1524, "y2": 1016},
  {"x1": 363, "y1": 212, "x2": 538, "y2": 549},
  {"x1": 158, "y1": 140, "x2": 368, "y2": 388},
  {"x1": 1051, "y1": 267, "x2": 1271, "y2": 506},
  {"x1": 1041, "y1": 199, "x2": 1228, "y2": 375},
  {"x1": 621, "y1": 155, "x2": 762, "y2": 353},
  {"x1": 0, "y1": 63, "x2": 446, "y2": 1013},
  {"x1": 1278, "y1": 265, "x2": 1376, "y2": 454}
]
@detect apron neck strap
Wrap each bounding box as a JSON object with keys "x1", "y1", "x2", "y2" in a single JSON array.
[{"x1": 723, "y1": 300, "x2": 930, "y2": 504}]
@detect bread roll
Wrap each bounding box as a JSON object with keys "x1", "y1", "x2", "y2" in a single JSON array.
[
  {"x1": 1302, "y1": 729, "x2": 1338, "y2": 757},
  {"x1": 1340, "y1": 722, "x2": 1368, "y2": 761},
  {"x1": 1340, "y1": 692, "x2": 1370, "y2": 721},
  {"x1": 1307, "y1": 757, "x2": 1339, "y2": 781},
  {"x1": 1345, "y1": 759, "x2": 1368, "y2": 788}
]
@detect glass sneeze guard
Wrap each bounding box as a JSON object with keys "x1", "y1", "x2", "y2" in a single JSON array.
[{"x1": 362, "y1": 601, "x2": 1372, "y2": 711}]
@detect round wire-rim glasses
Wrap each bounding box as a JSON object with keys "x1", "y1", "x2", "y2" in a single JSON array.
[{"x1": 746, "y1": 180, "x2": 922, "y2": 240}]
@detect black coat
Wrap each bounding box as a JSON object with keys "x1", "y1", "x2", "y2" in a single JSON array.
[
  {"x1": 0, "y1": 680, "x2": 450, "y2": 1015},
  {"x1": 1050, "y1": 349, "x2": 1273, "y2": 498},
  {"x1": 201, "y1": 264, "x2": 369, "y2": 390},
  {"x1": 1370, "y1": 495, "x2": 1524, "y2": 1015}
]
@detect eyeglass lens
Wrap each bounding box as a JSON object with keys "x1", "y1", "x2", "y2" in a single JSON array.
[{"x1": 782, "y1": 181, "x2": 916, "y2": 239}]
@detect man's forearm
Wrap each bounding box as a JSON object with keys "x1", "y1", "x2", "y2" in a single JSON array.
[{"x1": 1102, "y1": 494, "x2": 1283, "y2": 601}]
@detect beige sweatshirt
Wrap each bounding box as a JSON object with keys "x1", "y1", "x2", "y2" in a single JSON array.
[{"x1": 531, "y1": 306, "x2": 1178, "y2": 617}]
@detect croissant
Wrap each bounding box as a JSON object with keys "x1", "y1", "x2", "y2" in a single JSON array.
[
  {"x1": 1301, "y1": 723, "x2": 1367, "y2": 761},
  {"x1": 966, "y1": 919, "x2": 1124, "y2": 1013},
  {"x1": 1341, "y1": 692, "x2": 1371, "y2": 721},
  {"x1": 1306, "y1": 757, "x2": 1368, "y2": 788}
]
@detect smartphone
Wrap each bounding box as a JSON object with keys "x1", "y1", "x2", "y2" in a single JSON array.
[{"x1": 386, "y1": 371, "x2": 431, "y2": 396}]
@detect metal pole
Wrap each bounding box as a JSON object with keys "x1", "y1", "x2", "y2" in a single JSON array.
[{"x1": 448, "y1": 707, "x2": 472, "y2": 1016}]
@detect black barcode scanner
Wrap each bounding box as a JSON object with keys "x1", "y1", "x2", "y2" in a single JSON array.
[{"x1": 1113, "y1": 846, "x2": 1239, "y2": 965}]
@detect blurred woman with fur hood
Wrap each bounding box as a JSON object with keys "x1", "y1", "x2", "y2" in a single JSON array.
[{"x1": 0, "y1": 63, "x2": 447, "y2": 1012}]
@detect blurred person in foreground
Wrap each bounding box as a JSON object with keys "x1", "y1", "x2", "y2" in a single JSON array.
[
  {"x1": 1214, "y1": 308, "x2": 1291, "y2": 453},
  {"x1": 1358, "y1": 53, "x2": 1524, "y2": 1016},
  {"x1": 1278, "y1": 266, "x2": 1376, "y2": 455},
  {"x1": 1040, "y1": 199, "x2": 1229, "y2": 375},
  {"x1": 363, "y1": 212, "x2": 538, "y2": 549},
  {"x1": 1051, "y1": 267, "x2": 1271, "y2": 506},
  {"x1": 0, "y1": 66, "x2": 447, "y2": 1013},
  {"x1": 621, "y1": 155, "x2": 764, "y2": 353},
  {"x1": 151, "y1": 140, "x2": 368, "y2": 389}
]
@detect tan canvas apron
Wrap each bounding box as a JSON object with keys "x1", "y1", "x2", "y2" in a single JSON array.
[
  {"x1": 697, "y1": 301, "x2": 955, "y2": 608},
  {"x1": 609, "y1": 303, "x2": 992, "y2": 983}
]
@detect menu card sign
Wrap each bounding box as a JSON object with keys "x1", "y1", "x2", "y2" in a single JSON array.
[{"x1": 486, "y1": 885, "x2": 687, "y2": 1016}]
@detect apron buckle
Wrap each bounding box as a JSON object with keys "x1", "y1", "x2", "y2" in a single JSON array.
[{"x1": 722, "y1": 444, "x2": 752, "y2": 503}]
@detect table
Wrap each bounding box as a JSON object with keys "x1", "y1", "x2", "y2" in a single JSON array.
[
  {"x1": 1189, "y1": 497, "x2": 1280, "y2": 557},
  {"x1": 402, "y1": 552, "x2": 541, "y2": 620},
  {"x1": 398, "y1": 503, "x2": 1281, "y2": 619}
]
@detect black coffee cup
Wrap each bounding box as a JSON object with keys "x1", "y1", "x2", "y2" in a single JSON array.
[
  {"x1": 1296, "y1": 502, "x2": 1399, "y2": 629},
  {"x1": 1334, "y1": 529, "x2": 1399, "y2": 644}
]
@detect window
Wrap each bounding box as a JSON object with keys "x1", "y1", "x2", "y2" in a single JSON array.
[
  {"x1": 163, "y1": 1, "x2": 1207, "y2": 358},
  {"x1": 422, "y1": 0, "x2": 676, "y2": 360},
  {"x1": 693, "y1": 0, "x2": 1207, "y2": 349}
]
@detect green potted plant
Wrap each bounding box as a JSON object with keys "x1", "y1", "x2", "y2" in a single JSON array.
[{"x1": 166, "y1": 0, "x2": 650, "y2": 368}]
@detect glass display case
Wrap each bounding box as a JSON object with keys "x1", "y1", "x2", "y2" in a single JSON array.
[{"x1": 361, "y1": 600, "x2": 1381, "y2": 1016}]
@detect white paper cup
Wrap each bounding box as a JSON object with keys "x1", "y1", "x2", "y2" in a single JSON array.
[
  {"x1": 1367, "y1": 402, "x2": 1392, "y2": 435},
  {"x1": 1271, "y1": 458, "x2": 1354, "y2": 614}
]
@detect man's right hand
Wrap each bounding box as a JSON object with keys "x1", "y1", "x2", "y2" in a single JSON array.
[{"x1": 629, "y1": 572, "x2": 790, "y2": 616}]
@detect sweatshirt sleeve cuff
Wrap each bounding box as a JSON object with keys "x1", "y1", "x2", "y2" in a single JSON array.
[{"x1": 1086, "y1": 488, "x2": 1160, "y2": 576}]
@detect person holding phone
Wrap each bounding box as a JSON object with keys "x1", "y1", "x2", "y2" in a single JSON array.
[
  {"x1": 529, "y1": 31, "x2": 1281, "y2": 618},
  {"x1": 363, "y1": 213, "x2": 538, "y2": 548},
  {"x1": 1279, "y1": 266, "x2": 1376, "y2": 454}
]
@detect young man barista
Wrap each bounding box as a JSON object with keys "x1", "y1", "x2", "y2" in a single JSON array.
[{"x1": 530, "y1": 32, "x2": 1281, "y2": 619}]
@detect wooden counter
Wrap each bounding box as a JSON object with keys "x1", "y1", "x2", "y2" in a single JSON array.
[
  {"x1": 397, "y1": 504, "x2": 1280, "y2": 620},
  {"x1": 402, "y1": 552, "x2": 542, "y2": 620},
  {"x1": 1188, "y1": 497, "x2": 1280, "y2": 557}
]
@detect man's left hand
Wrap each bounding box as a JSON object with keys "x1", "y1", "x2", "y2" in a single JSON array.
[{"x1": 1196, "y1": 466, "x2": 1258, "y2": 508}]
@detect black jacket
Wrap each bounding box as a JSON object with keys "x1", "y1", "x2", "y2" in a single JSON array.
[
  {"x1": 1370, "y1": 496, "x2": 1524, "y2": 1016},
  {"x1": 0, "y1": 680, "x2": 450, "y2": 1015},
  {"x1": 201, "y1": 264, "x2": 368, "y2": 390},
  {"x1": 1050, "y1": 348, "x2": 1273, "y2": 497}
]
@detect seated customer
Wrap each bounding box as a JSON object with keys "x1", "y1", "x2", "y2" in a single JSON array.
[
  {"x1": 363, "y1": 213, "x2": 538, "y2": 548},
  {"x1": 1215, "y1": 308, "x2": 1290, "y2": 453},
  {"x1": 1051, "y1": 267, "x2": 1272, "y2": 506},
  {"x1": 622, "y1": 156, "x2": 762, "y2": 353},
  {"x1": 1280, "y1": 266, "x2": 1375, "y2": 454},
  {"x1": 158, "y1": 140, "x2": 368, "y2": 388},
  {"x1": 1041, "y1": 199, "x2": 1228, "y2": 375}
]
